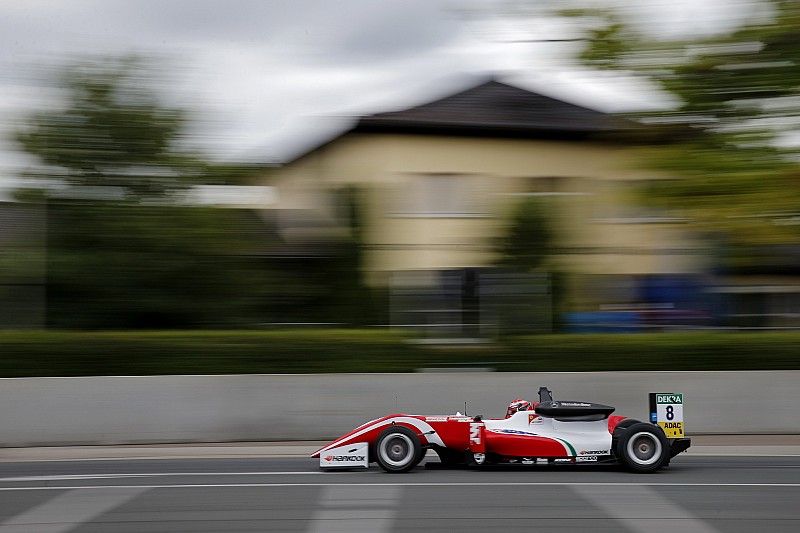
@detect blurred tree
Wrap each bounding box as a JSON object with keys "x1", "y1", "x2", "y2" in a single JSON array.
[
  {"x1": 492, "y1": 198, "x2": 556, "y2": 334},
  {"x1": 12, "y1": 58, "x2": 271, "y2": 328},
  {"x1": 333, "y1": 186, "x2": 375, "y2": 323},
  {"x1": 12, "y1": 57, "x2": 258, "y2": 328},
  {"x1": 497, "y1": 198, "x2": 553, "y2": 271},
  {"x1": 17, "y1": 57, "x2": 205, "y2": 200},
  {"x1": 465, "y1": 1, "x2": 800, "y2": 249},
  {"x1": 14, "y1": 56, "x2": 376, "y2": 328},
  {"x1": 561, "y1": 1, "x2": 800, "y2": 248},
  {"x1": 44, "y1": 202, "x2": 272, "y2": 328}
]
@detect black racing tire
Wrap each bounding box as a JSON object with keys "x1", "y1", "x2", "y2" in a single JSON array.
[
  {"x1": 615, "y1": 422, "x2": 670, "y2": 473},
  {"x1": 375, "y1": 426, "x2": 422, "y2": 473},
  {"x1": 614, "y1": 418, "x2": 642, "y2": 433},
  {"x1": 611, "y1": 418, "x2": 642, "y2": 457}
]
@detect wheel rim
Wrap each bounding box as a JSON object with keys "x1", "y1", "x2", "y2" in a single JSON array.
[
  {"x1": 379, "y1": 433, "x2": 414, "y2": 467},
  {"x1": 626, "y1": 431, "x2": 662, "y2": 466}
]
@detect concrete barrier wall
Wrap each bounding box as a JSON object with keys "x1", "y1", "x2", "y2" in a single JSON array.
[{"x1": 1, "y1": 371, "x2": 798, "y2": 446}]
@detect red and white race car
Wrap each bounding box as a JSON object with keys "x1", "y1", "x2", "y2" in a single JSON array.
[{"x1": 312, "y1": 388, "x2": 691, "y2": 473}]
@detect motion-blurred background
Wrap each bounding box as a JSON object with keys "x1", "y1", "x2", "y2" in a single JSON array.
[{"x1": 1, "y1": 1, "x2": 799, "y2": 375}]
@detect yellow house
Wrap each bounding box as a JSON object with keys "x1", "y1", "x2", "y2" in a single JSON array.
[{"x1": 265, "y1": 79, "x2": 707, "y2": 331}]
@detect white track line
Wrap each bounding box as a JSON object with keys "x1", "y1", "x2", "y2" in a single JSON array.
[
  {"x1": 0, "y1": 482, "x2": 798, "y2": 491},
  {"x1": 0, "y1": 472, "x2": 344, "y2": 482},
  {"x1": 0, "y1": 454, "x2": 313, "y2": 463},
  {"x1": 3, "y1": 464, "x2": 800, "y2": 483}
]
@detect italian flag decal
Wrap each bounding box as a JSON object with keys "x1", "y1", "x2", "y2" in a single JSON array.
[{"x1": 551, "y1": 436, "x2": 576, "y2": 456}]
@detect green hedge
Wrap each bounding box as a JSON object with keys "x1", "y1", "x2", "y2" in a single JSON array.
[{"x1": 0, "y1": 330, "x2": 798, "y2": 377}]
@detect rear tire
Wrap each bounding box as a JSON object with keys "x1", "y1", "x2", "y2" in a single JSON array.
[
  {"x1": 375, "y1": 426, "x2": 422, "y2": 473},
  {"x1": 616, "y1": 422, "x2": 669, "y2": 473},
  {"x1": 614, "y1": 418, "x2": 642, "y2": 432}
]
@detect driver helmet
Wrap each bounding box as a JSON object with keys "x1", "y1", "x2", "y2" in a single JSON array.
[{"x1": 505, "y1": 398, "x2": 533, "y2": 418}]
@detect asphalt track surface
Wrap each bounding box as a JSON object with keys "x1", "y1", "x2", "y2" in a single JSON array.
[{"x1": 0, "y1": 455, "x2": 798, "y2": 532}]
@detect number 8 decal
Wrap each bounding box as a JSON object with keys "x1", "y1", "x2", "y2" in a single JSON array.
[{"x1": 666, "y1": 405, "x2": 674, "y2": 420}]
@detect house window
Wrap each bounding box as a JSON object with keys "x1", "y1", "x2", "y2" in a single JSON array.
[
  {"x1": 391, "y1": 173, "x2": 486, "y2": 217},
  {"x1": 503, "y1": 177, "x2": 591, "y2": 197},
  {"x1": 526, "y1": 176, "x2": 569, "y2": 194}
]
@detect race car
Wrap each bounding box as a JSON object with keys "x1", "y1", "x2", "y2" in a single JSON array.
[{"x1": 312, "y1": 387, "x2": 691, "y2": 473}]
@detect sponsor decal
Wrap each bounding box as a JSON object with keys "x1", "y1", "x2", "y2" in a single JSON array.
[
  {"x1": 558, "y1": 402, "x2": 592, "y2": 407},
  {"x1": 528, "y1": 414, "x2": 540, "y2": 424},
  {"x1": 658, "y1": 420, "x2": 685, "y2": 438},
  {"x1": 424, "y1": 416, "x2": 449, "y2": 422},
  {"x1": 576, "y1": 455, "x2": 598, "y2": 462},
  {"x1": 324, "y1": 454, "x2": 366, "y2": 462},
  {"x1": 320, "y1": 442, "x2": 368, "y2": 468},
  {"x1": 580, "y1": 449, "x2": 609, "y2": 455},
  {"x1": 656, "y1": 394, "x2": 683, "y2": 404},
  {"x1": 491, "y1": 428, "x2": 540, "y2": 437}
]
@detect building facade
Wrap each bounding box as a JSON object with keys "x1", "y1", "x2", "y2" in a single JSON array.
[{"x1": 264, "y1": 80, "x2": 709, "y2": 333}]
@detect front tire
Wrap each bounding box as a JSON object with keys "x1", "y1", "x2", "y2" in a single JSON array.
[
  {"x1": 375, "y1": 426, "x2": 422, "y2": 473},
  {"x1": 616, "y1": 422, "x2": 669, "y2": 473}
]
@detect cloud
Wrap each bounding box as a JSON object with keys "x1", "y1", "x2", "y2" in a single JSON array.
[{"x1": 0, "y1": 0, "x2": 754, "y2": 171}]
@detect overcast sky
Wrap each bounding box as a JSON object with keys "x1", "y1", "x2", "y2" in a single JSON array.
[{"x1": 0, "y1": 0, "x2": 767, "y2": 174}]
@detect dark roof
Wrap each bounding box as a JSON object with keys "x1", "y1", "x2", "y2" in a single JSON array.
[
  {"x1": 353, "y1": 80, "x2": 640, "y2": 139},
  {"x1": 282, "y1": 78, "x2": 654, "y2": 164}
]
